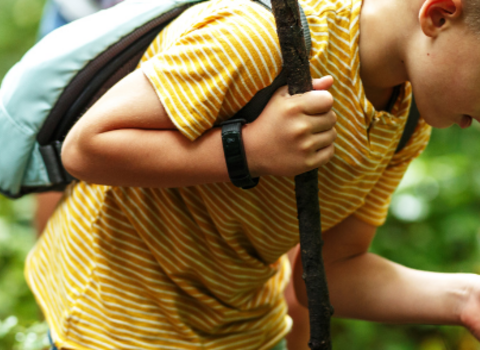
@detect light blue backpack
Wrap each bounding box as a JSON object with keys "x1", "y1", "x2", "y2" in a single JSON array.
[
  {"x1": 0, "y1": 0, "x2": 207, "y2": 198},
  {"x1": 0, "y1": 0, "x2": 315, "y2": 199}
]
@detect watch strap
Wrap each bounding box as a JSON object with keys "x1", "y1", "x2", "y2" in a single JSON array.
[{"x1": 220, "y1": 119, "x2": 259, "y2": 190}]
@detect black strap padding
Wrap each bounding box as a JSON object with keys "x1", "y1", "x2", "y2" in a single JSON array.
[
  {"x1": 395, "y1": 97, "x2": 420, "y2": 154},
  {"x1": 39, "y1": 144, "x2": 64, "y2": 185},
  {"x1": 39, "y1": 141, "x2": 75, "y2": 185}
]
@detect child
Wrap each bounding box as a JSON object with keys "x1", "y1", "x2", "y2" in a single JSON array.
[{"x1": 25, "y1": 0, "x2": 480, "y2": 349}]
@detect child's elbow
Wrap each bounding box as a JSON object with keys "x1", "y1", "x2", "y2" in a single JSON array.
[{"x1": 61, "y1": 129, "x2": 97, "y2": 182}]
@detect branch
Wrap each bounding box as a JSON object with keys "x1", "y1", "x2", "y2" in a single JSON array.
[{"x1": 270, "y1": 0, "x2": 334, "y2": 349}]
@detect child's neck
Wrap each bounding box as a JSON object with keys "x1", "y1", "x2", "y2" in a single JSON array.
[{"x1": 359, "y1": 0, "x2": 410, "y2": 111}]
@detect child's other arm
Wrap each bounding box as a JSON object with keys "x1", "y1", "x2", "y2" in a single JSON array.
[
  {"x1": 61, "y1": 71, "x2": 337, "y2": 188},
  {"x1": 292, "y1": 214, "x2": 480, "y2": 339}
]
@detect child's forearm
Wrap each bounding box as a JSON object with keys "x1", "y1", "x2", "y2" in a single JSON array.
[
  {"x1": 292, "y1": 215, "x2": 478, "y2": 329},
  {"x1": 322, "y1": 252, "x2": 471, "y2": 325},
  {"x1": 64, "y1": 125, "x2": 231, "y2": 188}
]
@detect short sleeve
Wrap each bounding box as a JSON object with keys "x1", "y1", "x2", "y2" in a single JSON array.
[
  {"x1": 353, "y1": 117, "x2": 432, "y2": 226},
  {"x1": 140, "y1": 0, "x2": 283, "y2": 141}
]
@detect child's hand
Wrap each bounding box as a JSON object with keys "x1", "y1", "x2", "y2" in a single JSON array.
[
  {"x1": 243, "y1": 76, "x2": 336, "y2": 178},
  {"x1": 460, "y1": 275, "x2": 480, "y2": 341}
]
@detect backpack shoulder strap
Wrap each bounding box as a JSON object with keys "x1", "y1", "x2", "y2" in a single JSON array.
[
  {"x1": 395, "y1": 97, "x2": 420, "y2": 154},
  {"x1": 233, "y1": 0, "x2": 311, "y2": 123}
]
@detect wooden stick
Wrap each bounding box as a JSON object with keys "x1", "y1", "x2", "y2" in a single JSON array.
[{"x1": 270, "y1": 0, "x2": 334, "y2": 349}]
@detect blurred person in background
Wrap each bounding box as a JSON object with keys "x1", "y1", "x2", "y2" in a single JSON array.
[
  {"x1": 38, "y1": 0, "x2": 123, "y2": 39},
  {"x1": 39, "y1": 0, "x2": 97, "y2": 40},
  {"x1": 34, "y1": 2, "x2": 310, "y2": 348}
]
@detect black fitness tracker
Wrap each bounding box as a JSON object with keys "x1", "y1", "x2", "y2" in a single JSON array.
[{"x1": 220, "y1": 119, "x2": 259, "y2": 190}]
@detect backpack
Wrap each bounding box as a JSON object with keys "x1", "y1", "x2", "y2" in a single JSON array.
[{"x1": 0, "y1": 0, "x2": 417, "y2": 199}]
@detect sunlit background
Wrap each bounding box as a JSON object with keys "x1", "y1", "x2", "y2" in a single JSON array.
[{"x1": 0, "y1": 0, "x2": 479, "y2": 349}]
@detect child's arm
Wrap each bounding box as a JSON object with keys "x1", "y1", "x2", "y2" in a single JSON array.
[
  {"x1": 292, "y1": 214, "x2": 480, "y2": 339},
  {"x1": 62, "y1": 71, "x2": 336, "y2": 188}
]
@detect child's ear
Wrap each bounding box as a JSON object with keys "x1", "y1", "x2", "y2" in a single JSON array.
[{"x1": 419, "y1": 0, "x2": 463, "y2": 37}]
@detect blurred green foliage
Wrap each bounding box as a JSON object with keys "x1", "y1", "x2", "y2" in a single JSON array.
[
  {"x1": 0, "y1": 0, "x2": 43, "y2": 75},
  {"x1": 0, "y1": 0, "x2": 50, "y2": 348},
  {"x1": 0, "y1": 0, "x2": 479, "y2": 349},
  {"x1": 0, "y1": 195, "x2": 47, "y2": 350}
]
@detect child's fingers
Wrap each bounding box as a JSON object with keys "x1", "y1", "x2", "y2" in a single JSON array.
[
  {"x1": 312, "y1": 76, "x2": 334, "y2": 91},
  {"x1": 309, "y1": 143, "x2": 336, "y2": 168},
  {"x1": 306, "y1": 127, "x2": 337, "y2": 152},
  {"x1": 310, "y1": 110, "x2": 337, "y2": 133}
]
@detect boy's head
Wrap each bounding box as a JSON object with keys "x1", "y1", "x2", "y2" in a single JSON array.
[{"x1": 407, "y1": 0, "x2": 480, "y2": 129}]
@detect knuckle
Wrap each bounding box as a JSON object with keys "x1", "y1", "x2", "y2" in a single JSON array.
[
  {"x1": 293, "y1": 120, "x2": 310, "y2": 137},
  {"x1": 286, "y1": 98, "x2": 302, "y2": 116},
  {"x1": 300, "y1": 139, "x2": 314, "y2": 153}
]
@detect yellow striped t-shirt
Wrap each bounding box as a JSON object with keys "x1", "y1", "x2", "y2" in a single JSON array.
[{"x1": 25, "y1": 0, "x2": 431, "y2": 349}]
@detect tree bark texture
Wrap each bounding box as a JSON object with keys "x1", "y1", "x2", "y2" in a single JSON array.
[{"x1": 270, "y1": 0, "x2": 334, "y2": 349}]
